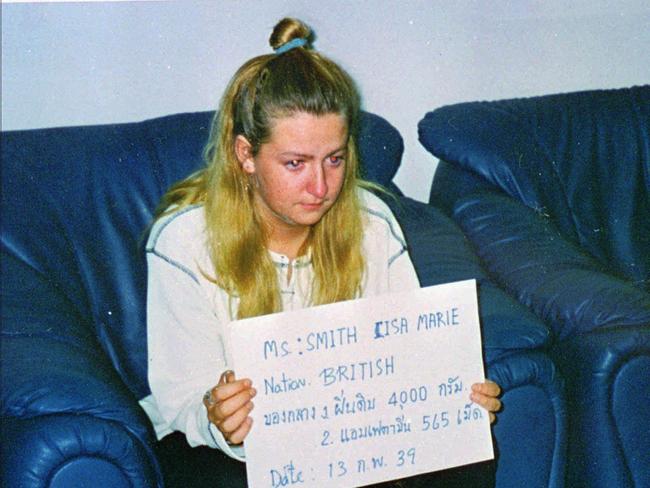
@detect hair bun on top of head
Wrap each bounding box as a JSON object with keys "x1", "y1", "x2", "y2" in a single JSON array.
[{"x1": 270, "y1": 17, "x2": 313, "y2": 54}]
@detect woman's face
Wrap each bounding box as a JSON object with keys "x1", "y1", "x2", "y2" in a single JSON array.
[{"x1": 236, "y1": 111, "x2": 348, "y2": 233}]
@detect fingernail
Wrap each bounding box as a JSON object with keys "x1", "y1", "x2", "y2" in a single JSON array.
[
  {"x1": 250, "y1": 388, "x2": 257, "y2": 397},
  {"x1": 247, "y1": 401, "x2": 254, "y2": 410}
]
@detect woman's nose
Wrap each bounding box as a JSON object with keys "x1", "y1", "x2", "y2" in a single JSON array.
[{"x1": 307, "y1": 164, "x2": 328, "y2": 199}]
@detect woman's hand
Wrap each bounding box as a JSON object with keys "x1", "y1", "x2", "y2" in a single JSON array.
[
  {"x1": 470, "y1": 380, "x2": 502, "y2": 424},
  {"x1": 203, "y1": 370, "x2": 256, "y2": 445}
]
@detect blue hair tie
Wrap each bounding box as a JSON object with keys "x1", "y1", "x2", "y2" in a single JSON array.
[{"x1": 274, "y1": 37, "x2": 308, "y2": 55}]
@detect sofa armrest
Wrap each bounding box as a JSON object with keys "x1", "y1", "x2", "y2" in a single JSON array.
[
  {"x1": 1, "y1": 332, "x2": 154, "y2": 436},
  {"x1": 1, "y1": 415, "x2": 161, "y2": 488},
  {"x1": 551, "y1": 325, "x2": 650, "y2": 488},
  {"x1": 1, "y1": 251, "x2": 161, "y2": 486},
  {"x1": 1, "y1": 249, "x2": 152, "y2": 433},
  {"x1": 1, "y1": 331, "x2": 162, "y2": 488},
  {"x1": 452, "y1": 192, "x2": 650, "y2": 339},
  {"x1": 487, "y1": 351, "x2": 567, "y2": 488}
]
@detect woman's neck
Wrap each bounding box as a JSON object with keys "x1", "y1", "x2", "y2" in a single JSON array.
[{"x1": 266, "y1": 226, "x2": 310, "y2": 260}]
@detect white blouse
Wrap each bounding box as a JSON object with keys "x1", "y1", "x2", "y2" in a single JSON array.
[{"x1": 139, "y1": 189, "x2": 420, "y2": 461}]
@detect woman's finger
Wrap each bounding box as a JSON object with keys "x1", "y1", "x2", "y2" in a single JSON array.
[
  {"x1": 471, "y1": 380, "x2": 501, "y2": 398},
  {"x1": 211, "y1": 386, "x2": 257, "y2": 421},
  {"x1": 227, "y1": 416, "x2": 254, "y2": 445},
  {"x1": 220, "y1": 401, "x2": 255, "y2": 435},
  {"x1": 212, "y1": 378, "x2": 253, "y2": 403},
  {"x1": 203, "y1": 377, "x2": 249, "y2": 411},
  {"x1": 471, "y1": 391, "x2": 502, "y2": 413}
]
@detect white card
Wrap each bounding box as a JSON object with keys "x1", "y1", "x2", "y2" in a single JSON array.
[{"x1": 228, "y1": 279, "x2": 493, "y2": 488}]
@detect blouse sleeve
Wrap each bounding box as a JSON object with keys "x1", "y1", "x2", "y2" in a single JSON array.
[{"x1": 146, "y1": 248, "x2": 245, "y2": 461}]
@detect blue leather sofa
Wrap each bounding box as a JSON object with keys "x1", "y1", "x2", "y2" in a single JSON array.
[
  {"x1": 2, "y1": 110, "x2": 565, "y2": 487},
  {"x1": 420, "y1": 86, "x2": 650, "y2": 488}
]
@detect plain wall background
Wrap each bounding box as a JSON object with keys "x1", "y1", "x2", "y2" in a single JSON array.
[{"x1": 2, "y1": 0, "x2": 649, "y2": 201}]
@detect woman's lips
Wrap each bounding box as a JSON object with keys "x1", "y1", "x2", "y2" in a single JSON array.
[{"x1": 301, "y1": 201, "x2": 325, "y2": 210}]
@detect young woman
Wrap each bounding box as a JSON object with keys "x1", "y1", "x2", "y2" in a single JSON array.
[{"x1": 141, "y1": 17, "x2": 501, "y2": 487}]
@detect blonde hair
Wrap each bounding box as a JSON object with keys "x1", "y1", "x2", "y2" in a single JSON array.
[{"x1": 156, "y1": 18, "x2": 369, "y2": 319}]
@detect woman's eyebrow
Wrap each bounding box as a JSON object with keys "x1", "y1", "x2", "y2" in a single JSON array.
[
  {"x1": 278, "y1": 151, "x2": 312, "y2": 159},
  {"x1": 278, "y1": 146, "x2": 347, "y2": 159},
  {"x1": 328, "y1": 146, "x2": 347, "y2": 155}
]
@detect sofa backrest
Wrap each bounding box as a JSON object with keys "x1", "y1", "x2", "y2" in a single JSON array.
[
  {"x1": 419, "y1": 86, "x2": 650, "y2": 287},
  {"x1": 0, "y1": 110, "x2": 405, "y2": 399}
]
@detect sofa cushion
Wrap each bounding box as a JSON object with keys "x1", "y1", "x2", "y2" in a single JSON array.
[{"x1": 453, "y1": 191, "x2": 650, "y2": 339}]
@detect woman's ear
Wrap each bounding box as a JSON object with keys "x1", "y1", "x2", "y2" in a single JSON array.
[{"x1": 234, "y1": 135, "x2": 256, "y2": 174}]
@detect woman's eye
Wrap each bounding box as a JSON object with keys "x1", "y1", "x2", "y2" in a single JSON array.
[
  {"x1": 328, "y1": 155, "x2": 345, "y2": 166},
  {"x1": 285, "y1": 160, "x2": 303, "y2": 170}
]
